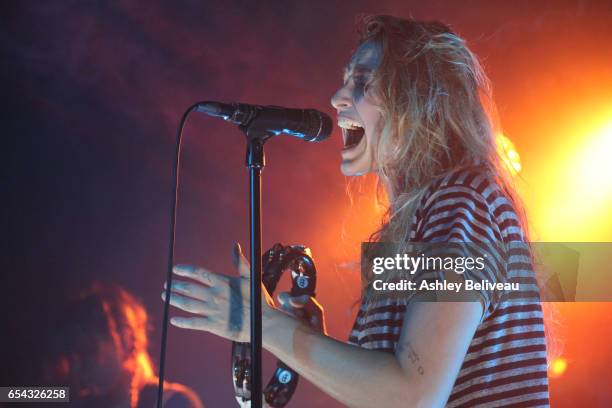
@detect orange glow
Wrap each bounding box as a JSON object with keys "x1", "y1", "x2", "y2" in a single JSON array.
[
  {"x1": 549, "y1": 357, "x2": 568, "y2": 378},
  {"x1": 136, "y1": 351, "x2": 155, "y2": 380},
  {"x1": 497, "y1": 133, "x2": 522, "y2": 175},
  {"x1": 526, "y1": 109, "x2": 612, "y2": 241},
  {"x1": 121, "y1": 303, "x2": 156, "y2": 407},
  {"x1": 98, "y1": 289, "x2": 156, "y2": 408},
  {"x1": 122, "y1": 302, "x2": 155, "y2": 381}
]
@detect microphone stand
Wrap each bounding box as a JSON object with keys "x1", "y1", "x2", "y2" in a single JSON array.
[{"x1": 242, "y1": 126, "x2": 271, "y2": 408}]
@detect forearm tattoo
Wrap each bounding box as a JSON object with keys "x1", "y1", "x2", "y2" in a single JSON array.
[{"x1": 398, "y1": 341, "x2": 425, "y2": 375}]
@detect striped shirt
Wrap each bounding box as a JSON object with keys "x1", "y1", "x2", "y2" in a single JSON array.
[{"x1": 349, "y1": 166, "x2": 550, "y2": 407}]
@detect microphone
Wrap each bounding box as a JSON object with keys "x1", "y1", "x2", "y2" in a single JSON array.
[{"x1": 196, "y1": 102, "x2": 332, "y2": 142}]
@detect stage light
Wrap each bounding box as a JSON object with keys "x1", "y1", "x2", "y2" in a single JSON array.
[
  {"x1": 497, "y1": 133, "x2": 521, "y2": 175},
  {"x1": 549, "y1": 357, "x2": 568, "y2": 378},
  {"x1": 529, "y1": 111, "x2": 612, "y2": 241}
]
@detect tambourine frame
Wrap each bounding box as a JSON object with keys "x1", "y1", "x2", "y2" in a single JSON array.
[{"x1": 232, "y1": 244, "x2": 317, "y2": 407}]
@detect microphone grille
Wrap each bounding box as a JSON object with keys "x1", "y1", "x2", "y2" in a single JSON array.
[{"x1": 309, "y1": 110, "x2": 333, "y2": 142}]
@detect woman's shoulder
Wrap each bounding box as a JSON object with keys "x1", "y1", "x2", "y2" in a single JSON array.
[
  {"x1": 422, "y1": 164, "x2": 509, "y2": 206},
  {"x1": 416, "y1": 164, "x2": 525, "y2": 243}
]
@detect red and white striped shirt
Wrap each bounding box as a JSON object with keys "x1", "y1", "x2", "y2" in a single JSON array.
[{"x1": 349, "y1": 166, "x2": 549, "y2": 407}]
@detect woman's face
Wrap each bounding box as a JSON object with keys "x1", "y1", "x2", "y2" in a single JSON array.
[{"x1": 331, "y1": 40, "x2": 383, "y2": 176}]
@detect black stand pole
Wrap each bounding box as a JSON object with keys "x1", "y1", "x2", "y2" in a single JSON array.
[{"x1": 244, "y1": 129, "x2": 269, "y2": 408}]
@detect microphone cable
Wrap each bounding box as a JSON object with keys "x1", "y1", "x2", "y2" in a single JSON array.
[{"x1": 156, "y1": 103, "x2": 201, "y2": 408}]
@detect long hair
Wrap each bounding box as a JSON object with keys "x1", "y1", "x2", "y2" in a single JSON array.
[
  {"x1": 49, "y1": 283, "x2": 155, "y2": 407},
  {"x1": 356, "y1": 15, "x2": 528, "y2": 289}
]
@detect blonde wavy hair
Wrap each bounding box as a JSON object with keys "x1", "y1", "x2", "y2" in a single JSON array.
[{"x1": 356, "y1": 15, "x2": 527, "y2": 286}]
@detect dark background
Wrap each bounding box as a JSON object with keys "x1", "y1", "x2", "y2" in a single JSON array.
[{"x1": 2, "y1": 1, "x2": 612, "y2": 407}]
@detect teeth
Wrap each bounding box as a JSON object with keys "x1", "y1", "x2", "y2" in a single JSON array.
[{"x1": 337, "y1": 117, "x2": 363, "y2": 130}]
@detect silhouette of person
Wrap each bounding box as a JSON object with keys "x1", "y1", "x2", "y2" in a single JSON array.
[{"x1": 44, "y1": 282, "x2": 204, "y2": 408}]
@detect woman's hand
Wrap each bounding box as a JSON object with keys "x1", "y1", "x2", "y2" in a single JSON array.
[
  {"x1": 162, "y1": 242, "x2": 275, "y2": 343},
  {"x1": 276, "y1": 292, "x2": 327, "y2": 335}
]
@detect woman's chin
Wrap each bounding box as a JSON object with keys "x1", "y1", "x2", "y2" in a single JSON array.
[
  {"x1": 340, "y1": 133, "x2": 372, "y2": 176},
  {"x1": 340, "y1": 160, "x2": 370, "y2": 176}
]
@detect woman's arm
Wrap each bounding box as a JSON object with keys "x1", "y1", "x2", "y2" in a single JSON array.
[
  {"x1": 164, "y1": 244, "x2": 483, "y2": 408},
  {"x1": 264, "y1": 297, "x2": 482, "y2": 408}
]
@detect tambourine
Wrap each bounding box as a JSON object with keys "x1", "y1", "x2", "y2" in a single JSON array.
[{"x1": 232, "y1": 243, "x2": 317, "y2": 407}]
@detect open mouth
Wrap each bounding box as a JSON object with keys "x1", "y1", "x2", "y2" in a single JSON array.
[
  {"x1": 338, "y1": 117, "x2": 365, "y2": 150},
  {"x1": 343, "y1": 127, "x2": 365, "y2": 149}
]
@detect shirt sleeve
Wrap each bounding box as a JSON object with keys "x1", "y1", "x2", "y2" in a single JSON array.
[{"x1": 414, "y1": 183, "x2": 509, "y2": 321}]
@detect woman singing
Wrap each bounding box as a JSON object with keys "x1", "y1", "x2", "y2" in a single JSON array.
[{"x1": 163, "y1": 15, "x2": 549, "y2": 407}]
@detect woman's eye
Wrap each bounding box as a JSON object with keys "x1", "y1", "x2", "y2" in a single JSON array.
[
  {"x1": 354, "y1": 75, "x2": 369, "y2": 88},
  {"x1": 352, "y1": 75, "x2": 371, "y2": 100}
]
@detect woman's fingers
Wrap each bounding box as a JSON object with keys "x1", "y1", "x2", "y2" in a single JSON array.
[
  {"x1": 162, "y1": 251, "x2": 255, "y2": 342},
  {"x1": 165, "y1": 280, "x2": 211, "y2": 301},
  {"x1": 173, "y1": 264, "x2": 227, "y2": 287},
  {"x1": 276, "y1": 292, "x2": 326, "y2": 332},
  {"x1": 232, "y1": 242, "x2": 251, "y2": 278},
  {"x1": 288, "y1": 294, "x2": 311, "y2": 308},
  {"x1": 170, "y1": 316, "x2": 210, "y2": 330},
  {"x1": 162, "y1": 291, "x2": 208, "y2": 315},
  {"x1": 276, "y1": 292, "x2": 308, "y2": 320},
  {"x1": 277, "y1": 292, "x2": 309, "y2": 309},
  {"x1": 276, "y1": 292, "x2": 293, "y2": 313}
]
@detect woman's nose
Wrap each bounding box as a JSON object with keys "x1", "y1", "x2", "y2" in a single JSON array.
[{"x1": 331, "y1": 84, "x2": 352, "y2": 110}]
